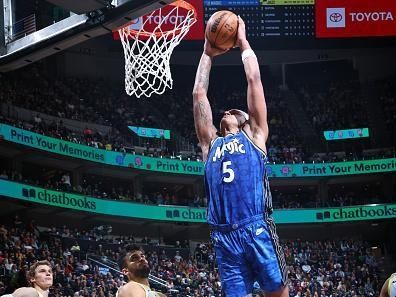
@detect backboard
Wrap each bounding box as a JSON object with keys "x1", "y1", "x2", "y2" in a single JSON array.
[{"x1": 0, "y1": 0, "x2": 177, "y2": 72}]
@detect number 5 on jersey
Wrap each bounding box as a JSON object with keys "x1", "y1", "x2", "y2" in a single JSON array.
[{"x1": 222, "y1": 161, "x2": 235, "y2": 183}]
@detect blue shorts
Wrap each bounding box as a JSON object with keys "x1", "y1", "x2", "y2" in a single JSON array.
[{"x1": 210, "y1": 215, "x2": 288, "y2": 297}]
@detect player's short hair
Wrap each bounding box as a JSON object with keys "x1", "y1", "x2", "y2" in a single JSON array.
[
  {"x1": 28, "y1": 260, "x2": 52, "y2": 283},
  {"x1": 118, "y1": 244, "x2": 142, "y2": 270}
]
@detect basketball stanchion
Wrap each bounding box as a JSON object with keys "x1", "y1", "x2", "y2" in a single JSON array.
[{"x1": 115, "y1": 0, "x2": 197, "y2": 98}]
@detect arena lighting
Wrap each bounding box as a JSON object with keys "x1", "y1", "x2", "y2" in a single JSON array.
[{"x1": 371, "y1": 246, "x2": 378, "y2": 249}]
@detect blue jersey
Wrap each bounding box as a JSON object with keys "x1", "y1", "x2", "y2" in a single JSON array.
[{"x1": 205, "y1": 130, "x2": 272, "y2": 226}]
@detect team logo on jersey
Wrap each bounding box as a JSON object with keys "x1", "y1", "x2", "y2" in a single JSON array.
[
  {"x1": 255, "y1": 227, "x2": 264, "y2": 236},
  {"x1": 212, "y1": 138, "x2": 246, "y2": 162}
]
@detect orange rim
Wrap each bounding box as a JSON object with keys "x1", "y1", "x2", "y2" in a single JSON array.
[{"x1": 119, "y1": 0, "x2": 196, "y2": 38}]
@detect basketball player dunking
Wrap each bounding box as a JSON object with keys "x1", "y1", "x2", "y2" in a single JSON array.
[{"x1": 192, "y1": 16, "x2": 289, "y2": 297}]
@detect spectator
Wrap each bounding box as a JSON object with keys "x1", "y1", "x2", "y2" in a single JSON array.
[
  {"x1": 61, "y1": 173, "x2": 71, "y2": 192},
  {"x1": 2, "y1": 260, "x2": 53, "y2": 297},
  {"x1": 117, "y1": 245, "x2": 165, "y2": 297}
]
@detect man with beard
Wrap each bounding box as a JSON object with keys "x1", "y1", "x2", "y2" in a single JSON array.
[
  {"x1": 1, "y1": 260, "x2": 53, "y2": 297},
  {"x1": 117, "y1": 245, "x2": 165, "y2": 297}
]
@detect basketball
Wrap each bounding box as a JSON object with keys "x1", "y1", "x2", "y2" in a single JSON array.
[{"x1": 205, "y1": 10, "x2": 238, "y2": 51}]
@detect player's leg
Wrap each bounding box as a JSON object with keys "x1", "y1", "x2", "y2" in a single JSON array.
[
  {"x1": 265, "y1": 285, "x2": 289, "y2": 297},
  {"x1": 212, "y1": 231, "x2": 255, "y2": 297},
  {"x1": 244, "y1": 218, "x2": 289, "y2": 297}
]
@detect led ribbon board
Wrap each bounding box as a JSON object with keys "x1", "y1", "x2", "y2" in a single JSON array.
[
  {"x1": 128, "y1": 126, "x2": 171, "y2": 139},
  {"x1": 324, "y1": 128, "x2": 369, "y2": 140},
  {"x1": 1, "y1": 180, "x2": 395, "y2": 223},
  {"x1": 1, "y1": 124, "x2": 395, "y2": 177}
]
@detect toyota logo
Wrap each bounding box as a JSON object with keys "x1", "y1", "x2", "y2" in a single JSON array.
[{"x1": 329, "y1": 12, "x2": 343, "y2": 22}]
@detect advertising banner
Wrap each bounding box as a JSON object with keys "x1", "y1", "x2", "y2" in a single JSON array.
[
  {"x1": 205, "y1": 0, "x2": 314, "y2": 5},
  {"x1": 0, "y1": 180, "x2": 207, "y2": 222},
  {"x1": 1, "y1": 180, "x2": 395, "y2": 224},
  {"x1": 316, "y1": 0, "x2": 396, "y2": 38},
  {"x1": 113, "y1": 0, "x2": 204, "y2": 40},
  {"x1": 1, "y1": 124, "x2": 395, "y2": 177}
]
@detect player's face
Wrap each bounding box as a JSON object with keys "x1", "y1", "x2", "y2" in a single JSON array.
[
  {"x1": 30, "y1": 265, "x2": 53, "y2": 290},
  {"x1": 126, "y1": 250, "x2": 150, "y2": 278},
  {"x1": 220, "y1": 110, "x2": 239, "y2": 131}
]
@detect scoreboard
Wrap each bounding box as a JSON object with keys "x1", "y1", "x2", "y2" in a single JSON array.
[
  {"x1": 204, "y1": 0, "x2": 315, "y2": 39},
  {"x1": 116, "y1": 0, "x2": 396, "y2": 49},
  {"x1": 198, "y1": 0, "x2": 396, "y2": 49}
]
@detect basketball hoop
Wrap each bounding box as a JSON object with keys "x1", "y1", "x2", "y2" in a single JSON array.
[{"x1": 117, "y1": 0, "x2": 197, "y2": 98}]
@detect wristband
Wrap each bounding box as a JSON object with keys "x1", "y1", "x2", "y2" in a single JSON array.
[{"x1": 241, "y1": 49, "x2": 256, "y2": 63}]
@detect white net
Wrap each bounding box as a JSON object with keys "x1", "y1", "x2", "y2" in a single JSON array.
[{"x1": 118, "y1": 1, "x2": 196, "y2": 98}]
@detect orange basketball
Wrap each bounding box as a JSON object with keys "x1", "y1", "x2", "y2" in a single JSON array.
[{"x1": 205, "y1": 10, "x2": 238, "y2": 51}]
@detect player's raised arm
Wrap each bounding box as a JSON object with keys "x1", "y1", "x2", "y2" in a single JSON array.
[
  {"x1": 192, "y1": 40, "x2": 227, "y2": 161},
  {"x1": 237, "y1": 16, "x2": 269, "y2": 152}
]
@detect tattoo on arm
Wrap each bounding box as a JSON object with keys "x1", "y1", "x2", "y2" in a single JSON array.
[
  {"x1": 194, "y1": 99, "x2": 214, "y2": 147},
  {"x1": 194, "y1": 100, "x2": 213, "y2": 129},
  {"x1": 194, "y1": 54, "x2": 212, "y2": 93},
  {"x1": 198, "y1": 102, "x2": 209, "y2": 121},
  {"x1": 199, "y1": 67, "x2": 210, "y2": 92},
  {"x1": 193, "y1": 54, "x2": 216, "y2": 149}
]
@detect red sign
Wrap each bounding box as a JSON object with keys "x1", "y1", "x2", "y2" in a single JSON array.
[
  {"x1": 113, "y1": 0, "x2": 204, "y2": 41},
  {"x1": 316, "y1": 0, "x2": 396, "y2": 38}
]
